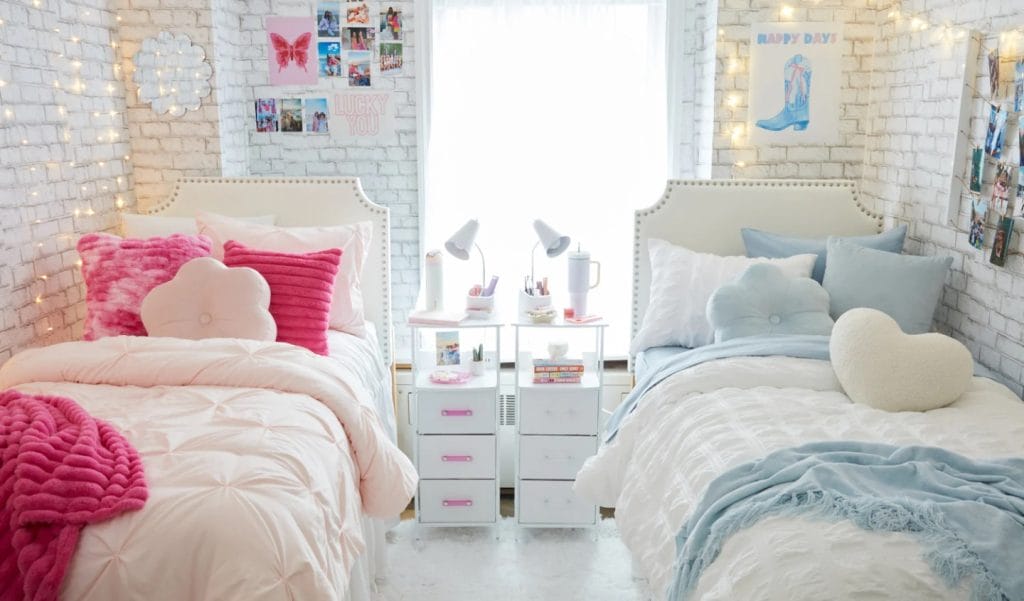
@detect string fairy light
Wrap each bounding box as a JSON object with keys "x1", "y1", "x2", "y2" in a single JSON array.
[{"x1": 8, "y1": 2, "x2": 136, "y2": 338}]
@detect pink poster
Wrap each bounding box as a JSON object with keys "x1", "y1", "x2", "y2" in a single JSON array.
[{"x1": 267, "y1": 17, "x2": 317, "y2": 86}]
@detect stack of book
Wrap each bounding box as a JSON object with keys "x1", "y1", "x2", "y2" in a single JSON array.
[{"x1": 532, "y1": 358, "x2": 584, "y2": 384}]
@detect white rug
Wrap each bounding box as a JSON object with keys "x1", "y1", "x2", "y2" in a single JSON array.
[{"x1": 377, "y1": 518, "x2": 654, "y2": 601}]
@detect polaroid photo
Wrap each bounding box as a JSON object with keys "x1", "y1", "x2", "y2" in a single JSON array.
[
  {"x1": 318, "y1": 41, "x2": 343, "y2": 77},
  {"x1": 255, "y1": 98, "x2": 278, "y2": 132},
  {"x1": 380, "y1": 42, "x2": 403, "y2": 75},
  {"x1": 991, "y1": 162, "x2": 1012, "y2": 216},
  {"x1": 317, "y1": 2, "x2": 340, "y2": 37},
  {"x1": 988, "y1": 47, "x2": 1000, "y2": 99},
  {"x1": 435, "y1": 331, "x2": 461, "y2": 366},
  {"x1": 304, "y1": 98, "x2": 330, "y2": 134},
  {"x1": 969, "y1": 147, "x2": 984, "y2": 193},
  {"x1": 346, "y1": 2, "x2": 370, "y2": 25},
  {"x1": 347, "y1": 51, "x2": 371, "y2": 87},
  {"x1": 342, "y1": 27, "x2": 374, "y2": 51},
  {"x1": 1018, "y1": 166, "x2": 1024, "y2": 217},
  {"x1": 984, "y1": 104, "x2": 1007, "y2": 159},
  {"x1": 1015, "y1": 59, "x2": 1024, "y2": 113},
  {"x1": 969, "y1": 196, "x2": 988, "y2": 250},
  {"x1": 379, "y1": 7, "x2": 403, "y2": 41},
  {"x1": 990, "y1": 216, "x2": 1014, "y2": 267},
  {"x1": 280, "y1": 98, "x2": 304, "y2": 132}
]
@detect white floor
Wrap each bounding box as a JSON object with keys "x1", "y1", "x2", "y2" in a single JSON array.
[{"x1": 377, "y1": 518, "x2": 654, "y2": 601}]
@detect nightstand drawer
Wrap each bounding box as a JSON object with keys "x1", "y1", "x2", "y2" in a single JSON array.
[
  {"x1": 418, "y1": 480, "x2": 497, "y2": 524},
  {"x1": 519, "y1": 435, "x2": 596, "y2": 480},
  {"x1": 417, "y1": 389, "x2": 496, "y2": 434},
  {"x1": 418, "y1": 435, "x2": 496, "y2": 479},
  {"x1": 518, "y1": 389, "x2": 599, "y2": 435},
  {"x1": 517, "y1": 480, "x2": 595, "y2": 526}
]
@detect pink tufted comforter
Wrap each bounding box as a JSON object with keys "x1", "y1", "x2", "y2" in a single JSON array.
[{"x1": 0, "y1": 336, "x2": 417, "y2": 601}]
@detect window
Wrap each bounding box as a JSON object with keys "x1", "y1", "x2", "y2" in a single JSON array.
[{"x1": 422, "y1": 0, "x2": 670, "y2": 357}]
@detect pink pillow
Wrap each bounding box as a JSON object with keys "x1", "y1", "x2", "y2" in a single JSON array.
[
  {"x1": 196, "y1": 211, "x2": 370, "y2": 336},
  {"x1": 222, "y1": 240, "x2": 341, "y2": 355},
  {"x1": 77, "y1": 233, "x2": 213, "y2": 340}
]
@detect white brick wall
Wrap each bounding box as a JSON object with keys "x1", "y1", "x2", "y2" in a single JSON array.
[
  {"x1": 860, "y1": 0, "x2": 1024, "y2": 396},
  {"x1": 0, "y1": 0, "x2": 134, "y2": 361}
]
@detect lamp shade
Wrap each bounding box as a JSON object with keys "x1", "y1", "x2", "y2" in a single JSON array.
[
  {"x1": 445, "y1": 219, "x2": 480, "y2": 260},
  {"x1": 533, "y1": 220, "x2": 571, "y2": 257}
]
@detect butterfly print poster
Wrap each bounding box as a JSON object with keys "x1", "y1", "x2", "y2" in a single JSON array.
[{"x1": 267, "y1": 17, "x2": 317, "y2": 86}]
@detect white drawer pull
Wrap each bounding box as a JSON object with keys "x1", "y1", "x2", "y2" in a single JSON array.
[
  {"x1": 441, "y1": 455, "x2": 473, "y2": 462},
  {"x1": 441, "y1": 409, "x2": 473, "y2": 417}
]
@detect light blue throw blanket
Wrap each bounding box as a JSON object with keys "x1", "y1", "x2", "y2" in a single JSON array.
[
  {"x1": 607, "y1": 335, "x2": 832, "y2": 442},
  {"x1": 670, "y1": 442, "x2": 1024, "y2": 601}
]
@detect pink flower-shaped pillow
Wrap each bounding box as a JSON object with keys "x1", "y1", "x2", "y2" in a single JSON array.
[
  {"x1": 77, "y1": 233, "x2": 213, "y2": 339},
  {"x1": 140, "y1": 258, "x2": 277, "y2": 341}
]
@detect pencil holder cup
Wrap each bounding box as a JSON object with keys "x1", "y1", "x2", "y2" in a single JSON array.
[
  {"x1": 518, "y1": 289, "x2": 552, "y2": 318},
  {"x1": 465, "y1": 294, "x2": 494, "y2": 319}
]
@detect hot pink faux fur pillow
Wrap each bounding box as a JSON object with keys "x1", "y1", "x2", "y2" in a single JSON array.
[
  {"x1": 222, "y1": 240, "x2": 341, "y2": 355},
  {"x1": 77, "y1": 233, "x2": 213, "y2": 340}
]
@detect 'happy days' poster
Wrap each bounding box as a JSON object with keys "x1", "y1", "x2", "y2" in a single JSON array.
[{"x1": 748, "y1": 23, "x2": 843, "y2": 146}]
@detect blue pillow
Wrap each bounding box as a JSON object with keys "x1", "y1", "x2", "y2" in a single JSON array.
[
  {"x1": 706, "y1": 263, "x2": 834, "y2": 343},
  {"x1": 742, "y1": 225, "x2": 908, "y2": 282},
  {"x1": 822, "y1": 238, "x2": 952, "y2": 334}
]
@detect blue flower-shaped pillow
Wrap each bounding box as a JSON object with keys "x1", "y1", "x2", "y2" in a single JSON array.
[{"x1": 706, "y1": 263, "x2": 834, "y2": 343}]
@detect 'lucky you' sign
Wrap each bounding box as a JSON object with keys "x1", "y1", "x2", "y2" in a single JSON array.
[{"x1": 334, "y1": 92, "x2": 396, "y2": 141}]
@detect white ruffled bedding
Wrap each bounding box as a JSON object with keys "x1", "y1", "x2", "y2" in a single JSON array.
[
  {"x1": 575, "y1": 355, "x2": 1024, "y2": 600},
  {"x1": 0, "y1": 336, "x2": 416, "y2": 601}
]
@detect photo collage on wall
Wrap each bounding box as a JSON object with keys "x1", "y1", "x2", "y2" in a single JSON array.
[
  {"x1": 968, "y1": 45, "x2": 1022, "y2": 266},
  {"x1": 254, "y1": 97, "x2": 331, "y2": 134},
  {"x1": 314, "y1": 2, "x2": 404, "y2": 86}
]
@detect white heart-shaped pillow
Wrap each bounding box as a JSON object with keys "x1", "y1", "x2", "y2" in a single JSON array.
[{"x1": 830, "y1": 308, "x2": 973, "y2": 411}]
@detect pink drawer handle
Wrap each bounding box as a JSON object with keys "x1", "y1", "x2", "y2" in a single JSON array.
[
  {"x1": 441, "y1": 409, "x2": 473, "y2": 417},
  {"x1": 442, "y1": 455, "x2": 473, "y2": 462},
  {"x1": 442, "y1": 499, "x2": 473, "y2": 507}
]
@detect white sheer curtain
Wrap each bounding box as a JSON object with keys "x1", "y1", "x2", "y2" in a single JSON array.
[{"x1": 423, "y1": 0, "x2": 669, "y2": 358}]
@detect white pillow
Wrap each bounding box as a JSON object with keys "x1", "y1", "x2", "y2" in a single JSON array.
[
  {"x1": 141, "y1": 257, "x2": 277, "y2": 342},
  {"x1": 631, "y1": 239, "x2": 817, "y2": 353},
  {"x1": 122, "y1": 213, "x2": 276, "y2": 238},
  {"x1": 195, "y1": 211, "x2": 372, "y2": 337}
]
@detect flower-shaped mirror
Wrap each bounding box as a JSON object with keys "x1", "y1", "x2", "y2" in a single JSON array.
[{"x1": 132, "y1": 32, "x2": 213, "y2": 117}]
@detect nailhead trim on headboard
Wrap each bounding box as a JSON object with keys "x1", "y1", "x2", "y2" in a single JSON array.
[
  {"x1": 153, "y1": 177, "x2": 394, "y2": 366},
  {"x1": 630, "y1": 179, "x2": 881, "y2": 359}
]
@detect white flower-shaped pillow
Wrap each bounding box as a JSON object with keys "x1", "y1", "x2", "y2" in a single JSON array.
[{"x1": 141, "y1": 257, "x2": 276, "y2": 341}]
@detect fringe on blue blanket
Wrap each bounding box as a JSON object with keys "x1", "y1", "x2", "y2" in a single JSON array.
[{"x1": 672, "y1": 490, "x2": 1007, "y2": 601}]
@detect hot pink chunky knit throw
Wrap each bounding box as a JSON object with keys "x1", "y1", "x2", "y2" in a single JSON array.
[{"x1": 0, "y1": 390, "x2": 148, "y2": 601}]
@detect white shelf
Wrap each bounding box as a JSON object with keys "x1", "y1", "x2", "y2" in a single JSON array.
[
  {"x1": 512, "y1": 319, "x2": 608, "y2": 329},
  {"x1": 415, "y1": 369, "x2": 499, "y2": 391}
]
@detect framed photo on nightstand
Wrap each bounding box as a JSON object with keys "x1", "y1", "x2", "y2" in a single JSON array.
[{"x1": 435, "y1": 331, "x2": 460, "y2": 366}]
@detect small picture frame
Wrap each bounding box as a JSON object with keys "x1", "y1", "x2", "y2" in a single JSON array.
[{"x1": 435, "y1": 331, "x2": 461, "y2": 366}]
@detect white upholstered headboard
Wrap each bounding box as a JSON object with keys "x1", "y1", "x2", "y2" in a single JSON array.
[
  {"x1": 148, "y1": 177, "x2": 394, "y2": 366},
  {"x1": 632, "y1": 179, "x2": 882, "y2": 347}
]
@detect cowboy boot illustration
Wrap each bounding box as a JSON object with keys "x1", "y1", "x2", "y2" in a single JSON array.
[{"x1": 756, "y1": 54, "x2": 811, "y2": 131}]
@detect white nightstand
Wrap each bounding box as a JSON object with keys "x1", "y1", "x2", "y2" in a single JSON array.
[
  {"x1": 409, "y1": 319, "x2": 502, "y2": 526},
  {"x1": 512, "y1": 319, "x2": 606, "y2": 528}
]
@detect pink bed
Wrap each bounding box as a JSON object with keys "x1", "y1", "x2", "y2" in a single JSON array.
[{"x1": 0, "y1": 335, "x2": 416, "y2": 601}]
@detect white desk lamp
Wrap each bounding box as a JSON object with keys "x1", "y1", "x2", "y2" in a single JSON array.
[
  {"x1": 531, "y1": 219, "x2": 571, "y2": 283},
  {"x1": 445, "y1": 219, "x2": 486, "y2": 286}
]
